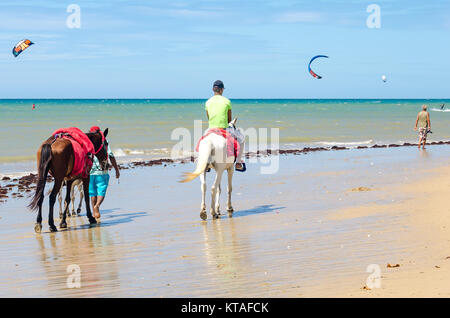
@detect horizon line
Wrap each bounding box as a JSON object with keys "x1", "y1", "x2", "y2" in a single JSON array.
[{"x1": 0, "y1": 98, "x2": 449, "y2": 101}]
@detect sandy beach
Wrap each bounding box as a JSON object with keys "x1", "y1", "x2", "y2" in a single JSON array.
[
  {"x1": 0, "y1": 144, "x2": 449, "y2": 297},
  {"x1": 2, "y1": 0, "x2": 450, "y2": 303}
]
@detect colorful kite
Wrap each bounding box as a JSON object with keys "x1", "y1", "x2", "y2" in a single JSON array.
[
  {"x1": 12, "y1": 39, "x2": 34, "y2": 57},
  {"x1": 308, "y1": 55, "x2": 329, "y2": 79}
]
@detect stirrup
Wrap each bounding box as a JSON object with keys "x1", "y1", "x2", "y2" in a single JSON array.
[{"x1": 235, "y1": 163, "x2": 246, "y2": 172}]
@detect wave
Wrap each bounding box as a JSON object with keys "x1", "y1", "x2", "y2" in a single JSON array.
[
  {"x1": 112, "y1": 147, "x2": 171, "y2": 156},
  {"x1": 430, "y1": 108, "x2": 450, "y2": 112},
  {"x1": 314, "y1": 140, "x2": 374, "y2": 147}
]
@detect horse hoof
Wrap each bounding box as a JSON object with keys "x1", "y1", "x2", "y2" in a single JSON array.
[
  {"x1": 34, "y1": 223, "x2": 42, "y2": 233},
  {"x1": 72, "y1": 212, "x2": 77, "y2": 216},
  {"x1": 227, "y1": 208, "x2": 234, "y2": 213},
  {"x1": 49, "y1": 225, "x2": 58, "y2": 232},
  {"x1": 89, "y1": 218, "x2": 97, "y2": 225},
  {"x1": 77, "y1": 208, "x2": 81, "y2": 214},
  {"x1": 212, "y1": 213, "x2": 220, "y2": 219},
  {"x1": 200, "y1": 211, "x2": 207, "y2": 221},
  {"x1": 60, "y1": 222, "x2": 67, "y2": 229}
]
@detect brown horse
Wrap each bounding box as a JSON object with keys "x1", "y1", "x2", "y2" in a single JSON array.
[{"x1": 28, "y1": 129, "x2": 109, "y2": 233}]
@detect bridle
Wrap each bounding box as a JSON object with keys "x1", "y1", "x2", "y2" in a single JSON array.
[
  {"x1": 89, "y1": 129, "x2": 109, "y2": 171},
  {"x1": 91, "y1": 129, "x2": 106, "y2": 155}
]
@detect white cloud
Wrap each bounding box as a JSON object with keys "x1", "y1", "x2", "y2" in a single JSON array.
[
  {"x1": 128, "y1": 5, "x2": 224, "y2": 19},
  {"x1": 275, "y1": 11, "x2": 322, "y2": 23}
]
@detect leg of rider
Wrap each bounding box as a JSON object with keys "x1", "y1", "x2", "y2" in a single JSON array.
[{"x1": 235, "y1": 140, "x2": 245, "y2": 170}]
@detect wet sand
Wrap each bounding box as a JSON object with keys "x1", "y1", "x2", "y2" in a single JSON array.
[
  {"x1": 2, "y1": 140, "x2": 450, "y2": 204},
  {"x1": 1, "y1": 145, "x2": 450, "y2": 297}
]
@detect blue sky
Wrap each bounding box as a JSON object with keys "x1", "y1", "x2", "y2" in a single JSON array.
[{"x1": 0, "y1": 0, "x2": 449, "y2": 98}]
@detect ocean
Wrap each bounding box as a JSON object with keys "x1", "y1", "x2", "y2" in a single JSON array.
[{"x1": 0, "y1": 99, "x2": 449, "y2": 176}]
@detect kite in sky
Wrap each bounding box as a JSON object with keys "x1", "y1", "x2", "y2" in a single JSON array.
[
  {"x1": 12, "y1": 39, "x2": 34, "y2": 58},
  {"x1": 308, "y1": 55, "x2": 329, "y2": 79}
]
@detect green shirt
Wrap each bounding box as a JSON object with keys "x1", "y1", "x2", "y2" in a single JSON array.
[
  {"x1": 90, "y1": 141, "x2": 115, "y2": 176},
  {"x1": 205, "y1": 95, "x2": 231, "y2": 129}
]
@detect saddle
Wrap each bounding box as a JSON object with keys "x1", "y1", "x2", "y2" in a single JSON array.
[
  {"x1": 52, "y1": 127, "x2": 95, "y2": 178},
  {"x1": 195, "y1": 128, "x2": 240, "y2": 158}
]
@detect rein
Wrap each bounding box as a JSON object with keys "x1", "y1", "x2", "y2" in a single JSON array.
[{"x1": 91, "y1": 130, "x2": 105, "y2": 155}]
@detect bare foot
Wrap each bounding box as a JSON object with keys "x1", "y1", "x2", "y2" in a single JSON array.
[{"x1": 93, "y1": 205, "x2": 101, "y2": 219}]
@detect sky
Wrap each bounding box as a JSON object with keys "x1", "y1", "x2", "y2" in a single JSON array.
[{"x1": 0, "y1": 0, "x2": 449, "y2": 99}]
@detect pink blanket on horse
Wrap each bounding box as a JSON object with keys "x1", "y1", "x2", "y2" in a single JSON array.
[
  {"x1": 195, "y1": 128, "x2": 240, "y2": 158},
  {"x1": 52, "y1": 127, "x2": 95, "y2": 178}
]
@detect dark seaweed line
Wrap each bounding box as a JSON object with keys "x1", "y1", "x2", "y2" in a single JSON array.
[{"x1": 1, "y1": 140, "x2": 450, "y2": 204}]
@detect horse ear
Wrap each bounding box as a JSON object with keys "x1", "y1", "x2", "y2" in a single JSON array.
[
  {"x1": 103, "y1": 128, "x2": 109, "y2": 138},
  {"x1": 230, "y1": 117, "x2": 237, "y2": 126}
]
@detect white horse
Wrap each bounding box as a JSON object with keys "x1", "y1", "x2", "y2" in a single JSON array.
[
  {"x1": 58, "y1": 178, "x2": 84, "y2": 218},
  {"x1": 181, "y1": 119, "x2": 243, "y2": 220}
]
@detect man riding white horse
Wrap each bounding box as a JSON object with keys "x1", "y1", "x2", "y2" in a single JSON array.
[
  {"x1": 180, "y1": 80, "x2": 245, "y2": 220},
  {"x1": 206, "y1": 80, "x2": 245, "y2": 171}
]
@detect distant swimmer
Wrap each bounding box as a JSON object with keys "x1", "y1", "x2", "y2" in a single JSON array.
[
  {"x1": 414, "y1": 104, "x2": 431, "y2": 149},
  {"x1": 440, "y1": 103, "x2": 445, "y2": 110},
  {"x1": 32, "y1": 103, "x2": 35, "y2": 110}
]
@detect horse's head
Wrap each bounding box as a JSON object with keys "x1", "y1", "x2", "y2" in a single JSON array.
[{"x1": 86, "y1": 128, "x2": 109, "y2": 168}]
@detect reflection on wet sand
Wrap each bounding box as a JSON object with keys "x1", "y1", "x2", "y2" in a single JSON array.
[
  {"x1": 2, "y1": 146, "x2": 450, "y2": 297},
  {"x1": 201, "y1": 218, "x2": 248, "y2": 293},
  {"x1": 35, "y1": 218, "x2": 120, "y2": 297},
  {"x1": 419, "y1": 148, "x2": 430, "y2": 159}
]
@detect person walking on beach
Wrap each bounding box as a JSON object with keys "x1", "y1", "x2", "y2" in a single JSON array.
[
  {"x1": 205, "y1": 80, "x2": 245, "y2": 171},
  {"x1": 89, "y1": 126, "x2": 120, "y2": 221},
  {"x1": 414, "y1": 105, "x2": 431, "y2": 149}
]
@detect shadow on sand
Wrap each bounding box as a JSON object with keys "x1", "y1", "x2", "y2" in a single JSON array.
[
  {"x1": 232, "y1": 204, "x2": 285, "y2": 218},
  {"x1": 60, "y1": 211, "x2": 148, "y2": 232}
]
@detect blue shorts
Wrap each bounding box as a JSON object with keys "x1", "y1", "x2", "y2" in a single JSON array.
[{"x1": 89, "y1": 174, "x2": 110, "y2": 197}]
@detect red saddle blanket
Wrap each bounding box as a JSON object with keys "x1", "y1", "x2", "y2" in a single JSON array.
[
  {"x1": 52, "y1": 127, "x2": 95, "y2": 178},
  {"x1": 195, "y1": 128, "x2": 240, "y2": 158}
]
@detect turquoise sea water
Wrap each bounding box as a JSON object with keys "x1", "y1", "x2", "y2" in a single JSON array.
[{"x1": 0, "y1": 99, "x2": 449, "y2": 175}]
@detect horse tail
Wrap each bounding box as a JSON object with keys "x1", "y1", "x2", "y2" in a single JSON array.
[
  {"x1": 180, "y1": 139, "x2": 212, "y2": 183},
  {"x1": 28, "y1": 143, "x2": 52, "y2": 211}
]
